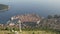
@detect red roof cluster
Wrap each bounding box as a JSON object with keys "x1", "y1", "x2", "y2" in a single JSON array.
[{"x1": 11, "y1": 14, "x2": 41, "y2": 22}]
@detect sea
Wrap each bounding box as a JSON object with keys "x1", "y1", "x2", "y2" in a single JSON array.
[{"x1": 0, "y1": 0, "x2": 60, "y2": 24}]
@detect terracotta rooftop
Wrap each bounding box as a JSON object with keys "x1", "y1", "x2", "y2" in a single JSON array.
[{"x1": 11, "y1": 14, "x2": 41, "y2": 22}]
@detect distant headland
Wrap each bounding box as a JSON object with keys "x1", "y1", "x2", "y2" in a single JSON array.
[{"x1": 0, "y1": 4, "x2": 9, "y2": 11}]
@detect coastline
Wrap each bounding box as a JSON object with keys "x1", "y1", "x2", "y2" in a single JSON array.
[{"x1": 0, "y1": 6, "x2": 9, "y2": 11}]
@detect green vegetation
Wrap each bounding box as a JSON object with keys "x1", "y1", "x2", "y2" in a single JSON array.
[
  {"x1": 0, "y1": 31, "x2": 59, "y2": 34},
  {"x1": 0, "y1": 4, "x2": 8, "y2": 10},
  {"x1": 0, "y1": 26, "x2": 59, "y2": 34},
  {"x1": 47, "y1": 15, "x2": 53, "y2": 19},
  {"x1": 47, "y1": 14, "x2": 60, "y2": 19}
]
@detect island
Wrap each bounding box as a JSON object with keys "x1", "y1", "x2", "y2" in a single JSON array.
[{"x1": 0, "y1": 4, "x2": 9, "y2": 11}]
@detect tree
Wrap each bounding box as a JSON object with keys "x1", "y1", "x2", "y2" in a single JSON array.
[
  {"x1": 54, "y1": 15, "x2": 58, "y2": 18},
  {"x1": 32, "y1": 32, "x2": 35, "y2": 34},
  {"x1": 5, "y1": 27, "x2": 10, "y2": 31},
  {"x1": 47, "y1": 15, "x2": 53, "y2": 19}
]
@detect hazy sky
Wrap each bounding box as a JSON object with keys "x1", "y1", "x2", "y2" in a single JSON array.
[
  {"x1": 0, "y1": 0, "x2": 60, "y2": 5},
  {"x1": 0, "y1": 0, "x2": 60, "y2": 3}
]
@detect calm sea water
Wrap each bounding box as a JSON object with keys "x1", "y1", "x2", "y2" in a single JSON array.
[{"x1": 0, "y1": 0, "x2": 60, "y2": 24}]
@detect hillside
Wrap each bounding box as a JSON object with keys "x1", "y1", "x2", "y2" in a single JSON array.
[
  {"x1": 0, "y1": 31, "x2": 58, "y2": 34},
  {"x1": 10, "y1": 14, "x2": 60, "y2": 32}
]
